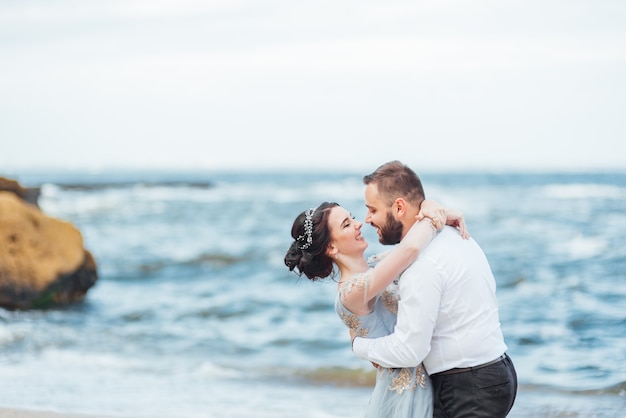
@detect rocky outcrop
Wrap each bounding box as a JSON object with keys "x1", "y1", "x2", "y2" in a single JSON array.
[
  {"x1": 0, "y1": 176, "x2": 40, "y2": 207},
  {"x1": 0, "y1": 178, "x2": 97, "y2": 310}
]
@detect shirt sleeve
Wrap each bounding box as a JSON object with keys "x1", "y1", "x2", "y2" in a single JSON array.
[{"x1": 352, "y1": 256, "x2": 443, "y2": 368}]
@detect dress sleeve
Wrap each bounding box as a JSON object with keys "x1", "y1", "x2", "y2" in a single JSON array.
[{"x1": 338, "y1": 269, "x2": 377, "y2": 315}]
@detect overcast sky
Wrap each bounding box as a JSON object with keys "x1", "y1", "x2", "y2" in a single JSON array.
[{"x1": 1, "y1": 0, "x2": 625, "y2": 173}]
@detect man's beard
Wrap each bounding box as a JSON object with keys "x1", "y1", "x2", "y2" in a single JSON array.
[{"x1": 379, "y1": 212, "x2": 404, "y2": 245}]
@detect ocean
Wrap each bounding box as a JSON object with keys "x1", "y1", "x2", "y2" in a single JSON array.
[{"x1": 1, "y1": 169, "x2": 624, "y2": 418}]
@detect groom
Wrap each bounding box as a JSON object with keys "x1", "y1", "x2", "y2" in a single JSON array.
[{"x1": 351, "y1": 161, "x2": 517, "y2": 417}]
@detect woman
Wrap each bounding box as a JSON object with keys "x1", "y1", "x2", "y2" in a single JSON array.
[{"x1": 284, "y1": 200, "x2": 468, "y2": 418}]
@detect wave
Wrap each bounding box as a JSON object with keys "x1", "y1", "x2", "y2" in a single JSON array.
[
  {"x1": 267, "y1": 365, "x2": 626, "y2": 396},
  {"x1": 520, "y1": 381, "x2": 626, "y2": 396},
  {"x1": 268, "y1": 366, "x2": 376, "y2": 387},
  {"x1": 558, "y1": 234, "x2": 608, "y2": 260},
  {"x1": 47, "y1": 180, "x2": 215, "y2": 191},
  {"x1": 133, "y1": 252, "x2": 245, "y2": 273},
  {"x1": 541, "y1": 183, "x2": 626, "y2": 199}
]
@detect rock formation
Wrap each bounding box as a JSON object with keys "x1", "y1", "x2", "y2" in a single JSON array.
[{"x1": 0, "y1": 177, "x2": 97, "y2": 310}]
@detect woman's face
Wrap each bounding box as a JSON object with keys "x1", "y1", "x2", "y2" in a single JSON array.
[{"x1": 327, "y1": 206, "x2": 368, "y2": 257}]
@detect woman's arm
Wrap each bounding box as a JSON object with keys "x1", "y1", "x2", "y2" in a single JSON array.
[
  {"x1": 341, "y1": 200, "x2": 467, "y2": 315},
  {"x1": 361, "y1": 218, "x2": 437, "y2": 299}
]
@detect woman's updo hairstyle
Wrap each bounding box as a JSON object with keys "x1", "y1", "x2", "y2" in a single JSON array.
[{"x1": 284, "y1": 202, "x2": 339, "y2": 281}]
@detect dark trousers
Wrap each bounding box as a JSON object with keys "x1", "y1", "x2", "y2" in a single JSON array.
[{"x1": 430, "y1": 354, "x2": 518, "y2": 418}]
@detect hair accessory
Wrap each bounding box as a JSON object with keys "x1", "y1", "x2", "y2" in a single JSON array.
[{"x1": 297, "y1": 208, "x2": 316, "y2": 250}]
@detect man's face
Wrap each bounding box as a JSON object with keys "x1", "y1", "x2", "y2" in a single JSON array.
[{"x1": 364, "y1": 183, "x2": 403, "y2": 245}]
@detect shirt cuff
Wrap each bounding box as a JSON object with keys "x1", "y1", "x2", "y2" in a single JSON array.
[{"x1": 352, "y1": 336, "x2": 368, "y2": 360}]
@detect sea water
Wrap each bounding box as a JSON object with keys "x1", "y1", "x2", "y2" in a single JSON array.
[{"x1": 0, "y1": 169, "x2": 624, "y2": 417}]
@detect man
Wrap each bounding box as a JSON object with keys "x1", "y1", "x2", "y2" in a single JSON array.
[{"x1": 351, "y1": 160, "x2": 517, "y2": 417}]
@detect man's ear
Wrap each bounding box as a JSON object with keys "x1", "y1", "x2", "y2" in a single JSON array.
[{"x1": 393, "y1": 198, "x2": 407, "y2": 217}]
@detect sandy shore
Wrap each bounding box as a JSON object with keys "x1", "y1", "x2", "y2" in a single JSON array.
[{"x1": 2, "y1": 387, "x2": 624, "y2": 418}]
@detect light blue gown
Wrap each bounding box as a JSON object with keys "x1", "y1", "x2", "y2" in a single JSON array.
[{"x1": 335, "y1": 264, "x2": 433, "y2": 418}]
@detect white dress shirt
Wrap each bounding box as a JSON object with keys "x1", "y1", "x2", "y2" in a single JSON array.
[{"x1": 353, "y1": 226, "x2": 508, "y2": 375}]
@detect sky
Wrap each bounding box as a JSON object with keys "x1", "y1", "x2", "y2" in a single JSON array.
[{"x1": 1, "y1": 0, "x2": 625, "y2": 173}]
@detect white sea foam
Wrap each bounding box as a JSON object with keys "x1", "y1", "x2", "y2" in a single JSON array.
[
  {"x1": 541, "y1": 183, "x2": 625, "y2": 199},
  {"x1": 195, "y1": 361, "x2": 243, "y2": 378},
  {"x1": 204, "y1": 178, "x2": 365, "y2": 205},
  {"x1": 0, "y1": 325, "x2": 19, "y2": 345},
  {"x1": 39, "y1": 188, "x2": 129, "y2": 217},
  {"x1": 563, "y1": 234, "x2": 607, "y2": 259}
]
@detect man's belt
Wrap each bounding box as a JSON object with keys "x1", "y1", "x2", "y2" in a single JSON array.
[{"x1": 433, "y1": 354, "x2": 507, "y2": 376}]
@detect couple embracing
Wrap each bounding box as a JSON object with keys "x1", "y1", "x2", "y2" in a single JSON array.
[{"x1": 285, "y1": 161, "x2": 517, "y2": 418}]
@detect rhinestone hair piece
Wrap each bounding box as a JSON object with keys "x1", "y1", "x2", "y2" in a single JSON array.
[{"x1": 297, "y1": 208, "x2": 316, "y2": 250}]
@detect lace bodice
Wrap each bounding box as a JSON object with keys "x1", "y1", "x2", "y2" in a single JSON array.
[
  {"x1": 333, "y1": 255, "x2": 433, "y2": 416},
  {"x1": 335, "y1": 267, "x2": 399, "y2": 340}
]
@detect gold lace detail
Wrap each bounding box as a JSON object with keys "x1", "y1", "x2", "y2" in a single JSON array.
[
  {"x1": 380, "y1": 286, "x2": 400, "y2": 315},
  {"x1": 339, "y1": 311, "x2": 369, "y2": 337},
  {"x1": 389, "y1": 368, "x2": 413, "y2": 394},
  {"x1": 414, "y1": 363, "x2": 428, "y2": 389},
  {"x1": 338, "y1": 271, "x2": 369, "y2": 296},
  {"x1": 382, "y1": 364, "x2": 428, "y2": 394}
]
